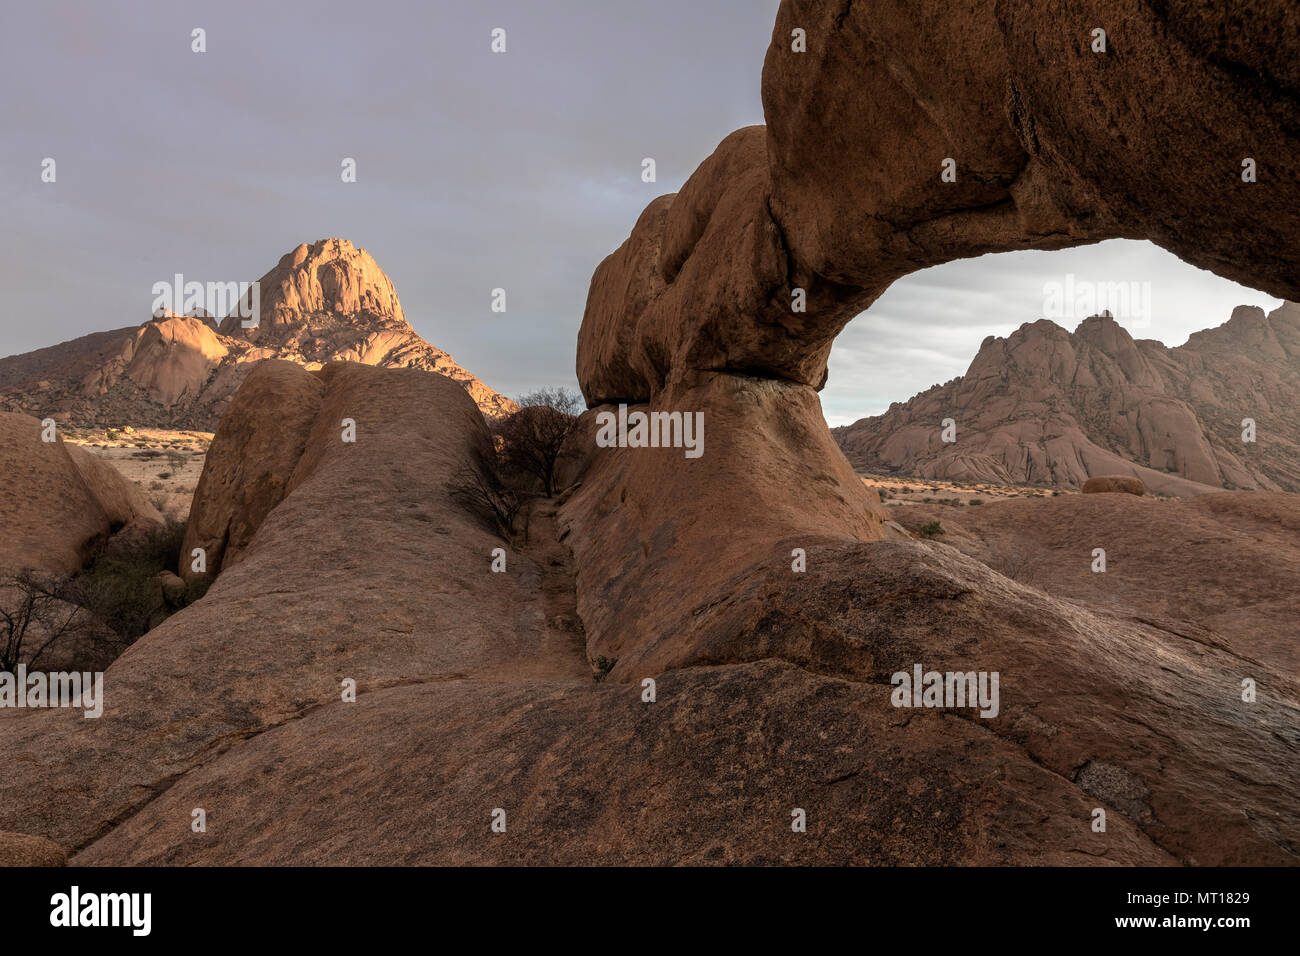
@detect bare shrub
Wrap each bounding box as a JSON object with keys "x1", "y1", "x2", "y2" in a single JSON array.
[
  {"x1": 0, "y1": 569, "x2": 91, "y2": 672},
  {"x1": 448, "y1": 455, "x2": 523, "y2": 539},
  {"x1": 493, "y1": 388, "x2": 582, "y2": 496},
  {"x1": 985, "y1": 543, "x2": 1041, "y2": 585}
]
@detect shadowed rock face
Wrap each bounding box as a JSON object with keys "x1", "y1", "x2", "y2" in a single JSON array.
[
  {"x1": 0, "y1": 831, "x2": 65, "y2": 867},
  {"x1": 0, "y1": 239, "x2": 515, "y2": 427},
  {"x1": 0, "y1": 360, "x2": 1292, "y2": 864},
  {"x1": 179, "y1": 360, "x2": 325, "y2": 582},
  {"x1": 908, "y1": 490, "x2": 1300, "y2": 676},
  {"x1": 0, "y1": 362, "x2": 586, "y2": 857},
  {"x1": 72, "y1": 659, "x2": 1177, "y2": 866},
  {"x1": 559, "y1": 371, "x2": 895, "y2": 681},
  {"x1": 835, "y1": 304, "x2": 1300, "y2": 494}
]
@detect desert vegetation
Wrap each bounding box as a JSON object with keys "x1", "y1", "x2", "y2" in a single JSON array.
[
  {"x1": 0, "y1": 516, "x2": 209, "y2": 673},
  {"x1": 450, "y1": 387, "x2": 582, "y2": 537}
]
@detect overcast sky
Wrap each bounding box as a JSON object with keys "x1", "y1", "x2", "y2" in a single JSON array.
[{"x1": 0, "y1": 0, "x2": 1282, "y2": 427}]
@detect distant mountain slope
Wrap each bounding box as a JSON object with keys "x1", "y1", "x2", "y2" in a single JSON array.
[
  {"x1": 0, "y1": 238, "x2": 516, "y2": 428},
  {"x1": 834, "y1": 303, "x2": 1300, "y2": 495}
]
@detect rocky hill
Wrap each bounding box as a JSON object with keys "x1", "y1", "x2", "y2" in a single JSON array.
[
  {"x1": 834, "y1": 304, "x2": 1300, "y2": 495},
  {"x1": 0, "y1": 239, "x2": 515, "y2": 428}
]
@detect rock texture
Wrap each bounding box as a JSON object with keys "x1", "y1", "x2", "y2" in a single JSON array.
[
  {"x1": 78, "y1": 313, "x2": 230, "y2": 408},
  {"x1": 0, "y1": 363, "x2": 586, "y2": 861},
  {"x1": 558, "y1": 371, "x2": 894, "y2": 681},
  {"x1": 836, "y1": 306, "x2": 1300, "y2": 494},
  {"x1": 0, "y1": 239, "x2": 515, "y2": 427},
  {"x1": 179, "y1": 360, "x2": 325, "y2": 581},
  {"x1": 0, "y1": 411, "x2": 161, "y2": 575},
  {"x1": 0, "y1": 830, "x2": 66, "y2": 867},
  {"x1": 0, "y1": 362, "x2": 1287, "y2": 866},
  {"x1": 898, "y1": 491, "x2": 1300, "y2": 677}
]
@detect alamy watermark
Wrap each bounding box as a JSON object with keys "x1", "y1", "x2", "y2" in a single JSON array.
[
  {"x1": 594, "y1": 404, "x2": 704, "y2": 459},
  {"x1": 50, "y1": 886, "x2": 150, "y2": 936},
  {"x1": 1043, "y1": 274, "x2": 1152, "y2": 329},
  {"x1": 891, "y1": 663, "x2": 999, "y2": 718},
  {"x1": 151, "y1": 274, "x2": 260, "y2": 328},
  {"x1": 0, "y1": 665, "x2": 103, "y2": 718}
]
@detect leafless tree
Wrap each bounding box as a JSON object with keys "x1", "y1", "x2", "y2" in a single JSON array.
[
  {"x1": 448, "y1": 457, "x2": 524, "y2": 539},
  {"x1": 0, "y1": 569, "x2": 90, "y2": 672},
  {"x1": 493, "y1": 388, "x2": 582, "y2": 496}
]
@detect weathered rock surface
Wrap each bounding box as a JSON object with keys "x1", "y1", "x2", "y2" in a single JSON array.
[
  {"x1": 5, "y1": 356, "x2": 1291, "y2": 865},
  {"x1": 579, "y1": 4, "x2": 1300, "y2": 405},
  {"x1": 0, "y1": 411, "x2": 161, "y2": 575},
  {"x1": 559, "y1": 370, "x2": 891, "y2": 679},
  {"x1": 0, "y1": 239, "x2": 515, "y2": 428},
  {"x1": 556, "y1": 453, "x2": 1300, "y2": 866},
  {"x1": 77, "y1": 660, "x2": 1174, "y2": 866},
  {"x1": 902, "y1": 491, "x2": 1300, "y2": 677},
  {"x1": 0, "y1": 830, "x2": 66, "y2": 867},
  {"x1": 836, "y1": 306, "x2": 1300, "y2": 493},
  {"x1": 77, "y1": 313, "x2": 231, "y2": 408},
  {"x1": 179, "y1": 360, "x2": 324, "y2": 581},
  {"x1": 0, "y1": 363, "x2": 585, "y2": 858}
]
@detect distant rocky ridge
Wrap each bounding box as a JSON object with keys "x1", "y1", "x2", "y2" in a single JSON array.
[
  {"x1": 834, "y1": 304, "x2": 1300, "y2": 496},
  {"x1": 0, "y1": 239, "x2": 515, "y2": 428}
]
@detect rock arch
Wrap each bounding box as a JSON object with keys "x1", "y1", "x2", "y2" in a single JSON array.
[
  {"x1": 579, "y1": 0, "x2": 1299, "y2": 403},
  {"x1": 552, "y1": 3, "x2": 1300, "y2": 864}
]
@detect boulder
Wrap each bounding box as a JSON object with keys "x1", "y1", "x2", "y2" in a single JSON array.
[
  {"x1": 158, "y1": 571, "x2": 187, "y2": 605},
  {"x1": 180, "y1": 359, "x2": 324, "y2": 581},
  {"x1": 0, "y1": 411, "x2": 161, "y2": 575},
  {"x1": 1083, "y1": 476, "x2": 1147, "y2": 496},
  {"x1": 0, "y1": 362, "x2": 583, "y2": 856},
  {"x1": 123, "y1": 314, "x2": 229, "y2": 406}
]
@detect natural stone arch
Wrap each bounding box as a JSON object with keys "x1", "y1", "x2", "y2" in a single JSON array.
[
  {"x1": 545, "y1": 6, "x2": 1300, "y2": 866},
  {"x1": 565, "y1": 0, "x2": 1300, "y2": 677},
  {"x1": 578, "y1": 0, "x2": 1299, "y2": 406}
]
